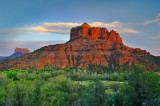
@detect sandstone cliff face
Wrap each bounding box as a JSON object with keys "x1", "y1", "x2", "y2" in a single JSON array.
[
  {"x1": 70, "y1": 23, "x2": 122, "y2": 43},
  {"x1": 0, "y1": 23, "x2": 159, "y2": 71}
]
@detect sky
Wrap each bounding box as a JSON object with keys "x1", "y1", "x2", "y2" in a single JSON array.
[{"x1": 0, "y1": 0, "x2": 160, "y2": 56}]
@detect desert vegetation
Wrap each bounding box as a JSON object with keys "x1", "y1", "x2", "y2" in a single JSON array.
[{"x1": 0, "y1": 65, "x2": 160, "y2": 106}]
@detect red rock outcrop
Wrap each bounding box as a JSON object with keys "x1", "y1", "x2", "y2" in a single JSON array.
[
  {"x1": 0, "y1": 23, "x2": 158, "y2": 71},
  {"x1": 15, "y1": 48, "x2": 30, "y2": 54},
  {"x1": 70, "y1": 23, "x2": 122, "y2": 43}
]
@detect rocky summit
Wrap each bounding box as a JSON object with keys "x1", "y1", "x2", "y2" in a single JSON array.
[
  {"x1": 15, "y1": 48, "x2": 30, "y2": 54},
  {"x1": 0, "y1": 23, "x2": 159, "y2": 71},
  {"x1": 70, "y1": 23, "x2": 122, "y2": 43}
]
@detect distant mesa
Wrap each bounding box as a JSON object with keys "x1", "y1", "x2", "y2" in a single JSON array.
[
  {"x1": 0, "y1": 48, "x2": 30, "y2": 60},
  {"x1": 10, "y1": 48, "x2": 30, "y2": 59},
  {"x1": 70, "y1": 23, "x2": 122, "y2": 43},
  {"x1": 15, "y1": 48, "x2": 30, "y2": 54}
]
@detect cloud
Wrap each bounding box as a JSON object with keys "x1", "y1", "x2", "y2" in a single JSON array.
[
  {"x1": 151, "y1": 35, "x2": 160, "y2": 39},
  {"x1": 143, "y1": 13, "x2": 160, "y2": 25},
  {"x1": 150, "y1": 48, "x2": 160, "y2": 56},
  {"x1": 43, "y1": 22, "x2": 81, "y2": 29},
  {"x1": 143, "y1": 19, "x2": 160, "y2": 25},
  {"x1": 0, "y1": 26, "x2": 70, "y2": 35},
  {"x1": 45, "y1": 22, "x2": 139, "y2": 34},
  {"x1": 0, "y1": 27, "x2": 32, "y2": 35},
  {"x1": 90, "y1": 22, "x2": 103, "y2": 27},
  {"x1": 157, "y1": 13, "x2": 160, "y2": 17},
  {"x1": 32, "y1": 26, "x2": 70, "y2": 34},
  {"x1": 104, "y1": 21, "x2": 123, "y2": 28},
  {"x1": 0, "y1": 21, "x2": 138, "y2": 35},
  {"x1": 90, "y1": 21, "x2": 124, "y2": 28},
  {"x1": 122, "y1": 28, "x2": 139, "y2": 34},
  {"x1": 151, "y1": 48, "x2": 160, "y2": 51}
]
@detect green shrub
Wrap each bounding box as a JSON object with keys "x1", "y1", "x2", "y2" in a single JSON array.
[
  {"x1": 142, "y1": 98, "x2": 160, "y2": 106},
  {"x1": 6, "y1": 71, "x2": 17, "y2": 80},
  {"x1": 0, "y1": 73, "x2": 11, "y2": 86},
  {"x1": 28, "y1": 70, "x2": 33, "y2": 73},
  {"x1": 80, "y1": 80, "x2": 107, "y2": 105},
  {"x1": 0, "y1": 86, "x2": 6, "y2": 104},
  {"x1": 63, "y1": 68, "x2": 71, "y2": 72},
  {"x1": 1, "y1": 79, "x2": 35, "y2": 106},
  {"x1": 88, "y1": 71, "x2": 93, "y2": 76},
  {"x1": 27, "y1": 77, "x2": 37, "y2": 81},
  {"x1": 41, "y1": 75, "x2": 80, "y2": 105},
  {"x1": 110, "y1": 74, "x2": 118, "y2": 80},
  {"x1": 36, "y1": 71, "x2": 41, "y2": 74},
  {"x1": 110, "y1": 83, "x2": 123, "y2": 92},
  {"x1": 109, "y1": 90, "x2": 123, "y2": 106},
  {"x1": 69, "y1": 73, "x2": 79, "y2": 80},
  {"x1": 40, "y1": 68, "x2": 54, "y2": 72},
  {"x1": 12, "y1": 69, "x2": 27, "y2": 73}
]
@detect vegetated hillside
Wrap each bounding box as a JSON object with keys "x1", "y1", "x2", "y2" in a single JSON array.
[{"x1": 0, "y1": 23, "x2": 159, "y2": 71}]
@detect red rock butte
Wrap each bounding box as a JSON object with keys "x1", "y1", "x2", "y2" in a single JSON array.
[
  {"x1": 15, "y1": 48, "x2": 30, "y2": 54},
  {"x1": 0, "y1": 23, "x2": 159, "y2": 71},
  {"x1": 70, "y1": 23, "x2": 122, "y2": 43}
]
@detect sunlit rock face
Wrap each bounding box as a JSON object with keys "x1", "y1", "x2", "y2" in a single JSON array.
[
  {"x1": 70, "y1": 23, "x2": 122, "y2": 43},
  {"x1": 1, "y1": 23, "x2": 159, "y2": 71},
  {"x1": 15, "y1": 48, "x2": 30, "y2": 54}
]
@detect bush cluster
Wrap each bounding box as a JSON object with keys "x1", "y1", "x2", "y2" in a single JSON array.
[{"x1": 0, "y1": 65, "x2": 160, "y2": 105}]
